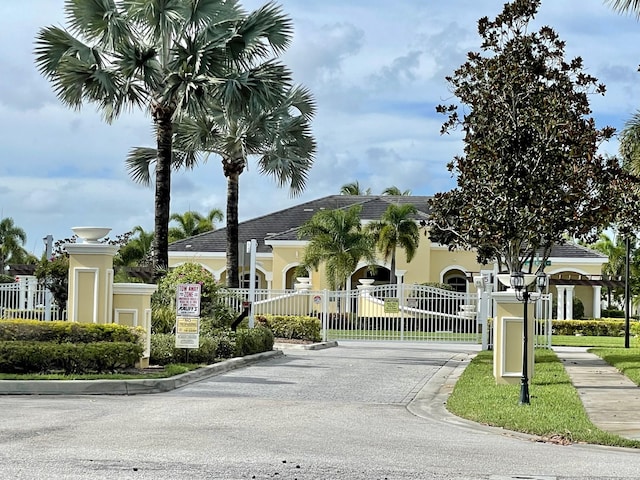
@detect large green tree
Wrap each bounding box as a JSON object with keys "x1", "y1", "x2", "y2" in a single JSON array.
[
  {"x1": 427, "y1": 0, "x2": 629, "y2": 274},
  {"x1": 0, "y1": 218, "x2": 29, "y2": 272},
  {"x1": 297, "y1": 205, "x2": 376, "y2": 290},
  {"x1": 35, "y1": 0, "x2": 290, "y2": 274},
  {"x1": 367, "y1": 204, "x2": 420, "y2": 285}
]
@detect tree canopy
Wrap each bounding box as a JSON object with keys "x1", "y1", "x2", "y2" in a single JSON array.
[
  {"x1": 427, "y1": 0, "x2": 634, "y2": 274},
  {"x1": 35, "y1": 0, "x2": 293, "y2": 275}
]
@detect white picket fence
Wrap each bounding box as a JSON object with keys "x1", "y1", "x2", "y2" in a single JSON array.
[{"x1": 0, "y1": 280, "x2": 66, "y2": 321}]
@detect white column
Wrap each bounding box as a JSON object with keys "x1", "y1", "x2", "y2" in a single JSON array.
[
  {"x1": 556, "y1": 286, "x2": 566, "y2": 320},
  {"x1": 592, "y1": 285, "x2": 602, "y2": 319},
  {"x1": 565, "y1": 286, "x2": 575, "y2": 320}
]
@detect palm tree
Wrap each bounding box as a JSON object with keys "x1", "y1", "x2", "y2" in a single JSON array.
[
  {"x1": 0, "y1": 217, "x2": 28, "y2": 273},
  {"x1": 297, "y1": 205, "x2": 376, "y2": 290},
  {"x1": 115, "y1": 226, "x2": 154, "y2": 267},
  {"x1": 340, "y1": 181, "x2": 371, "y2": 195},
  {"x1": 619, "y1": 111, "x2": 640, "y2": 174},
  {"x1": 35, "y1": 0, "x2": 291, "y2": 274},
  {"x1": 367, "y1": 204, "x2": 420, "y2": 285},
  {"x1": 169, "y1": 208, "x2": 223, "y2": 242},
  {"x1": 381, "y1": 186, "x2": 411, "y2": 196},
  {"x1": 129, "y1": 84, "x2": 315, "y2": 288}
]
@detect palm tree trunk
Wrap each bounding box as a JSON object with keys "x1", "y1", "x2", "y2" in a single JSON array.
[
  {"x1": 226, "y1": 169, "x2": 241, "y2": 288},
  {"x1": 389, "y1": 250, "x2": 397, "y2": 286},
  {"x1": 152, "y1": 105, "x2": 173, "y2": 276}
]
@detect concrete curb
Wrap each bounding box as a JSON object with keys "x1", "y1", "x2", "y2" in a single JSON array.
[
  {"x1": 274, "y1": 340, "x2": 339, "y2": 351},
  {"x1": 0, "y1": 350, "x2": 284, "y2": 396}
]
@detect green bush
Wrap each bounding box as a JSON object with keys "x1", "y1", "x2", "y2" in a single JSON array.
[
  {"x1": 552, "y1": 319, "x2": 639, "y2": 337},
  {"x1": 255, "y1": 314, "x2": 321, "y2": 341},
  {"x1": 601, "y1": 308, "x2": 625, "y2": 318},
  {"x1": 235, "y1": 326, "x2": 274, "y2": 356},
  {"x1": 150, "y1": 327, "x2": 274, "y2": 366},
  {"x1": 150, "y1": 334, "x2": 220, "y2": 365},
  {"x1": 0, "y1": 320, "x2": 143, "y2": 343},
  {"x1": 151, "y1": 305, "x2": 176, "y2": 334},
  {"x1": 0, "y1": 341, "x2": 143, "y2": 374},
  {"x1": 214, "y1": 329, "x2": 236, "y2": 359}
]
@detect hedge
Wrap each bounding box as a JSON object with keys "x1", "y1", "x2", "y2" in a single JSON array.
[
  {"x1": 552, "y1": 319, "x2": 640, "y2": 337},
  {"x1": 255, "y1": 314, "x2": 321, "y2": 342},
  {"x1": 0, "y1": 341, "x2": 143, "y2": 374},
  {"x1": 0, "y1": 320, "x2": 143, "y2": 344}
]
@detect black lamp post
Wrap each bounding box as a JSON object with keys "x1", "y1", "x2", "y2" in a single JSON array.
[{"x1": 510, "y1": 270, "x2": 548, "y2": 405}]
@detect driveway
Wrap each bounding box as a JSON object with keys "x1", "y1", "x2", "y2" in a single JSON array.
[{"x1": 1, "y1": 341, "x2": 640, "y2": 479}]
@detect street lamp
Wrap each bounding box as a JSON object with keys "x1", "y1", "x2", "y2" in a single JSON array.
[{"x1": 510, "y1": 270, "x2": 548, "y2": 405}]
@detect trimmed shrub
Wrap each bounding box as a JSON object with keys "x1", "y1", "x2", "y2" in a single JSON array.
[
  {"x1": 150, "y1": 327, "x2": 274, "y2": 366},
  {"x1": 255, "y1": 314, "x2": 321, "y2": 342},
  {"x1": 0, "y1": 320, "x2": 143, "y2": 343},
  {"x1": 150, "y1": 334, "x2": 220, "y2": 365},
  {"x1": 602, "y1": 308, "x2": 625, "y2": 318},
  {"x1": 235, "y1": 326, "x2": 274, "y2": 356},
  {"x1": 0, "y1": 341, "x2": 143, "y2": 374},
  {"x1": 552, "y1": 319, "x2": 639, "y2": 337}
]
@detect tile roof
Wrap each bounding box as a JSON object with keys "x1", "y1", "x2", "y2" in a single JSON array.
[
  {"x1": 168, "y1": 194, "x2": 606, "y2": 261},
  {"x1": 168, "y1": 195, "x2": 431, "y2": 253}
]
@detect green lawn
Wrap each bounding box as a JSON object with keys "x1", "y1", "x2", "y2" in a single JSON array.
[
  {"x1": 447, "y1": 349, "x2": 640, "y2": 448},
  {"x1": 447, "y1": 345, "x2": 640, "y2": 448}
]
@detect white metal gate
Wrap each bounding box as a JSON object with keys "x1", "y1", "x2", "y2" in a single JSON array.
[{"x1": 227, "y1": 284, "x2": 481, "y2": 344}]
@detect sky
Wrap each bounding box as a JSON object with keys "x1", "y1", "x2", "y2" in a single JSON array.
[{"x1": 2, "y1": 0, "x2": 640, "y2": 257}]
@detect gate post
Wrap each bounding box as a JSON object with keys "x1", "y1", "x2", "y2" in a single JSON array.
[{"x1": 492, "y1": 291, "x2": 535, "y2": 385}]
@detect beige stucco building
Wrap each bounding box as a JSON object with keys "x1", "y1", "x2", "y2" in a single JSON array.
[{"x1": 168, "y1": 195, "x2": 612, "y2": 320}]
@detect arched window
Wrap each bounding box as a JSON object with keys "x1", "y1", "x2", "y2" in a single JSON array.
[{"x1": 445, "y1": 274, "x2": 467, "y2": 293}]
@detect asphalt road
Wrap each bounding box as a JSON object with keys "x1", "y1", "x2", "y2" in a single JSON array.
[{"x1": 1, "y1": 341, "x2": 640, "y2": 480}]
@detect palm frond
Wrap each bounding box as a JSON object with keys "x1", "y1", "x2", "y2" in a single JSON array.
[{"x1": 126, "y1": 147, "x2": 157, "y2": 185}]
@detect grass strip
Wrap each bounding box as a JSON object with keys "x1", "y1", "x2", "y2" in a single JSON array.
[
  {"x1": 446, "y1": 349, "x2": 640, "y2": 448},
  {"x1": 590, "y1": 347, "x2": 640, "y2": 386}
]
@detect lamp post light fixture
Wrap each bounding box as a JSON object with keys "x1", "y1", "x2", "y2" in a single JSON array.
[{"x1": 510, "y1": 270, "x2": 548, "y2": 405}]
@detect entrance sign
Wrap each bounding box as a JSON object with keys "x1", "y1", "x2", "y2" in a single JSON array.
[{"x1": 176, "y1": 283, "x2": 201, "y2": 317}]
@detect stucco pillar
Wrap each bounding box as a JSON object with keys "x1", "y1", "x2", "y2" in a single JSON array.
[
  {"x1": 592, "y1": 285, "x2": 602, "y2": 319},
  {"x1": 556, "y1": 286, "x2": 566, "y2": 320},
  {"x1": 565, "y1": 285, "x2": 575, "y2": 319},
  {"x1": 492, "y1": 291, "x2": 535, "y2": 385},
  {"x1": 113, "y1": 283, "x2": 157, "y2": 368},
  {"x1": 65, "y1": 228, "x2": 119, "y2": 324}
]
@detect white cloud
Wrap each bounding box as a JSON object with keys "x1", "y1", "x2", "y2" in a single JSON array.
[{"x1": 2, "y1": 0, "x2": 639, "y2": 254}]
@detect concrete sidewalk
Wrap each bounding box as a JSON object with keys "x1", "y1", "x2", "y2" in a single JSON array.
[{"x1": 553, "y1": 346, "x2": 640, "y2": 441}]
